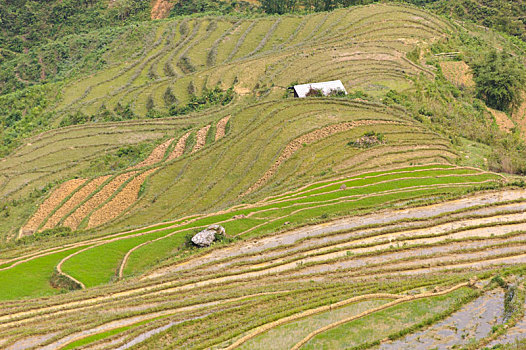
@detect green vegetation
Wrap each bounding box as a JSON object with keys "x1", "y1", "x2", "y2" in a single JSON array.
[
  {"x1": 472, "y1": 50, "x2": 526, "y2": 112},
  {"x1": 169, "y1": 86, "x2": 234, "y2": 116},
  {"x1": 303, "y1": 288, "x2": 476, "y2": 349},
  {"x1": 240, "y1": 298, "x2": 392, "y2": 349},
  {"x1": 80, "y1": 143, "x2": 156, "y2": 177},
  {"x1": 0, "y1": 247, "x2": 82, "y2": 300}
]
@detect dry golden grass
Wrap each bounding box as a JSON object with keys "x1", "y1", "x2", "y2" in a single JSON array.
[
  {"x1": 439, "y1": 61, "x2": 475, "y2": 89},
  {"x1": 150, "y1": 0, "x2": 174, "y2": 20},
  {"x1": 192, "y1": 125, "x2": 211, "y2": 153},
  {"x1": 21, "y1": 179, "x2": 86, "y2": 235},
  {"x1": 63, "y1": 172, "x2": 136, "y2": 230},
  {"x1": 42, "y1": 177, "x2": 111, "y2": 230},
  {"x1": 488, "y1": 107, "x2": 514, "y2": 132},
  {"x1": 88, "y1": 169, "x2": 157, "y2": 228},
  {"x1": 215, "y1": 116, "x2": 231, "y2": 141},
  {"x1": 167, "y1": 132, "x2": 190, "y2": 160}
]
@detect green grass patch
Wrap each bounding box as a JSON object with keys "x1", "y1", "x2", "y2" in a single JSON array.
[{"x1": 0, "y1": 247, "x2": 83, "y2": 300}]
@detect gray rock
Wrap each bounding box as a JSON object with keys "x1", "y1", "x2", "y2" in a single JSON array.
[
  {"x1": 191, "y1": 225, "x2": 226, "y2": 247},
  {"x1": 208, "y1": 224, "x2": 226, "y2": 236}
]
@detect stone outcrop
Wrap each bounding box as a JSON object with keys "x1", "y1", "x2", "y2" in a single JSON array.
[{"x1": 191, "y1": 225, "x2": 226, "y2": 247}]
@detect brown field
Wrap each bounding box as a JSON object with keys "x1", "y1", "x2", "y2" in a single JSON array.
[
  {"x1": 439, "y1": 61, "x2": 475, "y2": 89},
  {"x1": 63, "y1": 172, "x2": 136, "y2": 230},
  {"x1": 488, "y1": 107, "x2": 515, "y2": 132},
  {"x1": 88, "y1": 169, "x2": 157, "y2": 228},
  {"x1": 21, "y1": 179, "x2": 86, "y2": 235}
]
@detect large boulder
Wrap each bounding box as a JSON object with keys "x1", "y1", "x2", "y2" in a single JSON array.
[{"x1": 191, "y1": 225, "x2": 226, "y2": 247}]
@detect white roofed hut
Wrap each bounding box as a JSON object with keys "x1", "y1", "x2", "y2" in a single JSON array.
[{"x1": 292, "y1": 80, "x2": 347, "y2": 98}]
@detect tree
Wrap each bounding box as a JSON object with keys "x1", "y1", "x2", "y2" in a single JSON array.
[
  {"x1": 472, "y1": 50, "x2": 526, "y2": 112},
  {"x1": 260, "y1": 0, "x2": 297, "y2": 14}
]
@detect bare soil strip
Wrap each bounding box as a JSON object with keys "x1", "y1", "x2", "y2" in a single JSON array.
[
  {"x1": 488, "y1": 107, "x2": 515, "y2": 133},
  {"x1": 242, "y1": 120, "x2": 402, "y2": 195},
  {"x1": 150, "y1": 0, "x2": 173, "y2": 20},
  {"x1": 88, "y1": 169, "x2": 157, "y2": 228},
  {"x1": 192, "y1": 125, "x2": 211, "y2": 153},
  {"x1": 439, "y1": 61, "x2": 475, "y2": 88},
  {"x1": 167, "y1": 132, "x2": 191, "y2": 160},
  {"x1": 63, "y1": 172, "x2": 136, "y2": 230},
  {"x1": 21, "y1": 179, "x2": 86, "y2": 235},
  {"x1": 130, "y1": 139, "x2": 174, "y2": 169},
  {"x1": 42, "y1": 177, "x2": 110, "y2": 230},
  {"x1": 215, "y1": 116, "x2": 231, "y2": 141}
]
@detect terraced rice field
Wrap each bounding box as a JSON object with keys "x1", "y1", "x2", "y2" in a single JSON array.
[
  {"x1": 1, "y1": 3, "x2": 526, "y2": 349},
  {"x1": 0, "y1": 184, "x2": 524, "y2": 349},
  {"x1": 0, "y1": 165, "x2": 506, "y2": 296},
  {"x1": 1, "y1": 3, "x2": 461, "y2": 237}
]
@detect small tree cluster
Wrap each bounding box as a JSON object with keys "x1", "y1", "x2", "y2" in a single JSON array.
[{"x1": 472, "y1": 50, "x2": 526, "y2": 112}]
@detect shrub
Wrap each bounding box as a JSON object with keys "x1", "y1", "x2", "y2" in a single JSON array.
[
  {"x1": 305, "y1": 87, "x2": 324, "y2": 97},
  {"x1": 169, "y1": 86, "x2": 234, "y2": 116},
  {"x1": 59, "y1": 111, "x2": 91, "y2": 127},
  {"x1": 163, "y1": 87, "x2": 177, "y2": 105},
  {"x1": 348, "y1": 131, "x2": 386, "y2": 148},
  {"x1": 472, "y1": 50, "x2": 526, "y2": 112},
  {"x1": 327, "y1": 88, "x2": 347, "y2": 97}
]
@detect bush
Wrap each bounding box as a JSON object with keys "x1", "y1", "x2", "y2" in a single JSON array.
[
  {"x1": 169, "y1": 86, "x2": 234, "y2": 116},
  {"x1": 348, "y1": 131, "x2": 386, "y2": 148},
  {"x1": 305, "y1": 87, "x2": 324, "y2": 97},
  {"x1": 472, "y1": 50, "x2": 526, "y2": 112}
]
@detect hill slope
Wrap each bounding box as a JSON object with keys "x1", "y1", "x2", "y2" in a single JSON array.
[{"x1": 0, "y1": 3, "x2": 526, "y2": 349}]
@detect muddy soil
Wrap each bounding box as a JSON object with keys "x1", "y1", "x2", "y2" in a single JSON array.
[
  {"x1": 487, "y1": 299, "x2": 526, "y2": 348},
  {"x1": 379, "y1": 289, "x2": 504, "y2": 349}
]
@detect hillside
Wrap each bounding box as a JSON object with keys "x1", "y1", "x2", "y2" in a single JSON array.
[{"x1": 1, "y1": 2, "x2": 526, "y2": 350}]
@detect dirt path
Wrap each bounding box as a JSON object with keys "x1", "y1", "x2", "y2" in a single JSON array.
[
  {"x1": 192, "y1": 125, "x2": 211, "y2": 153},
  {"x1": 242, "y1": 120, "x2": 402, "y2": 195},
  {"x1": 21, "y1": 179, "x2": 86, "y2": 235}
]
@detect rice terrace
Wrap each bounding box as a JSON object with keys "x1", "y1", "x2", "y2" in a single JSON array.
[{"x1": 2, "y1": 0, "x2": 526, "y2": 349}]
